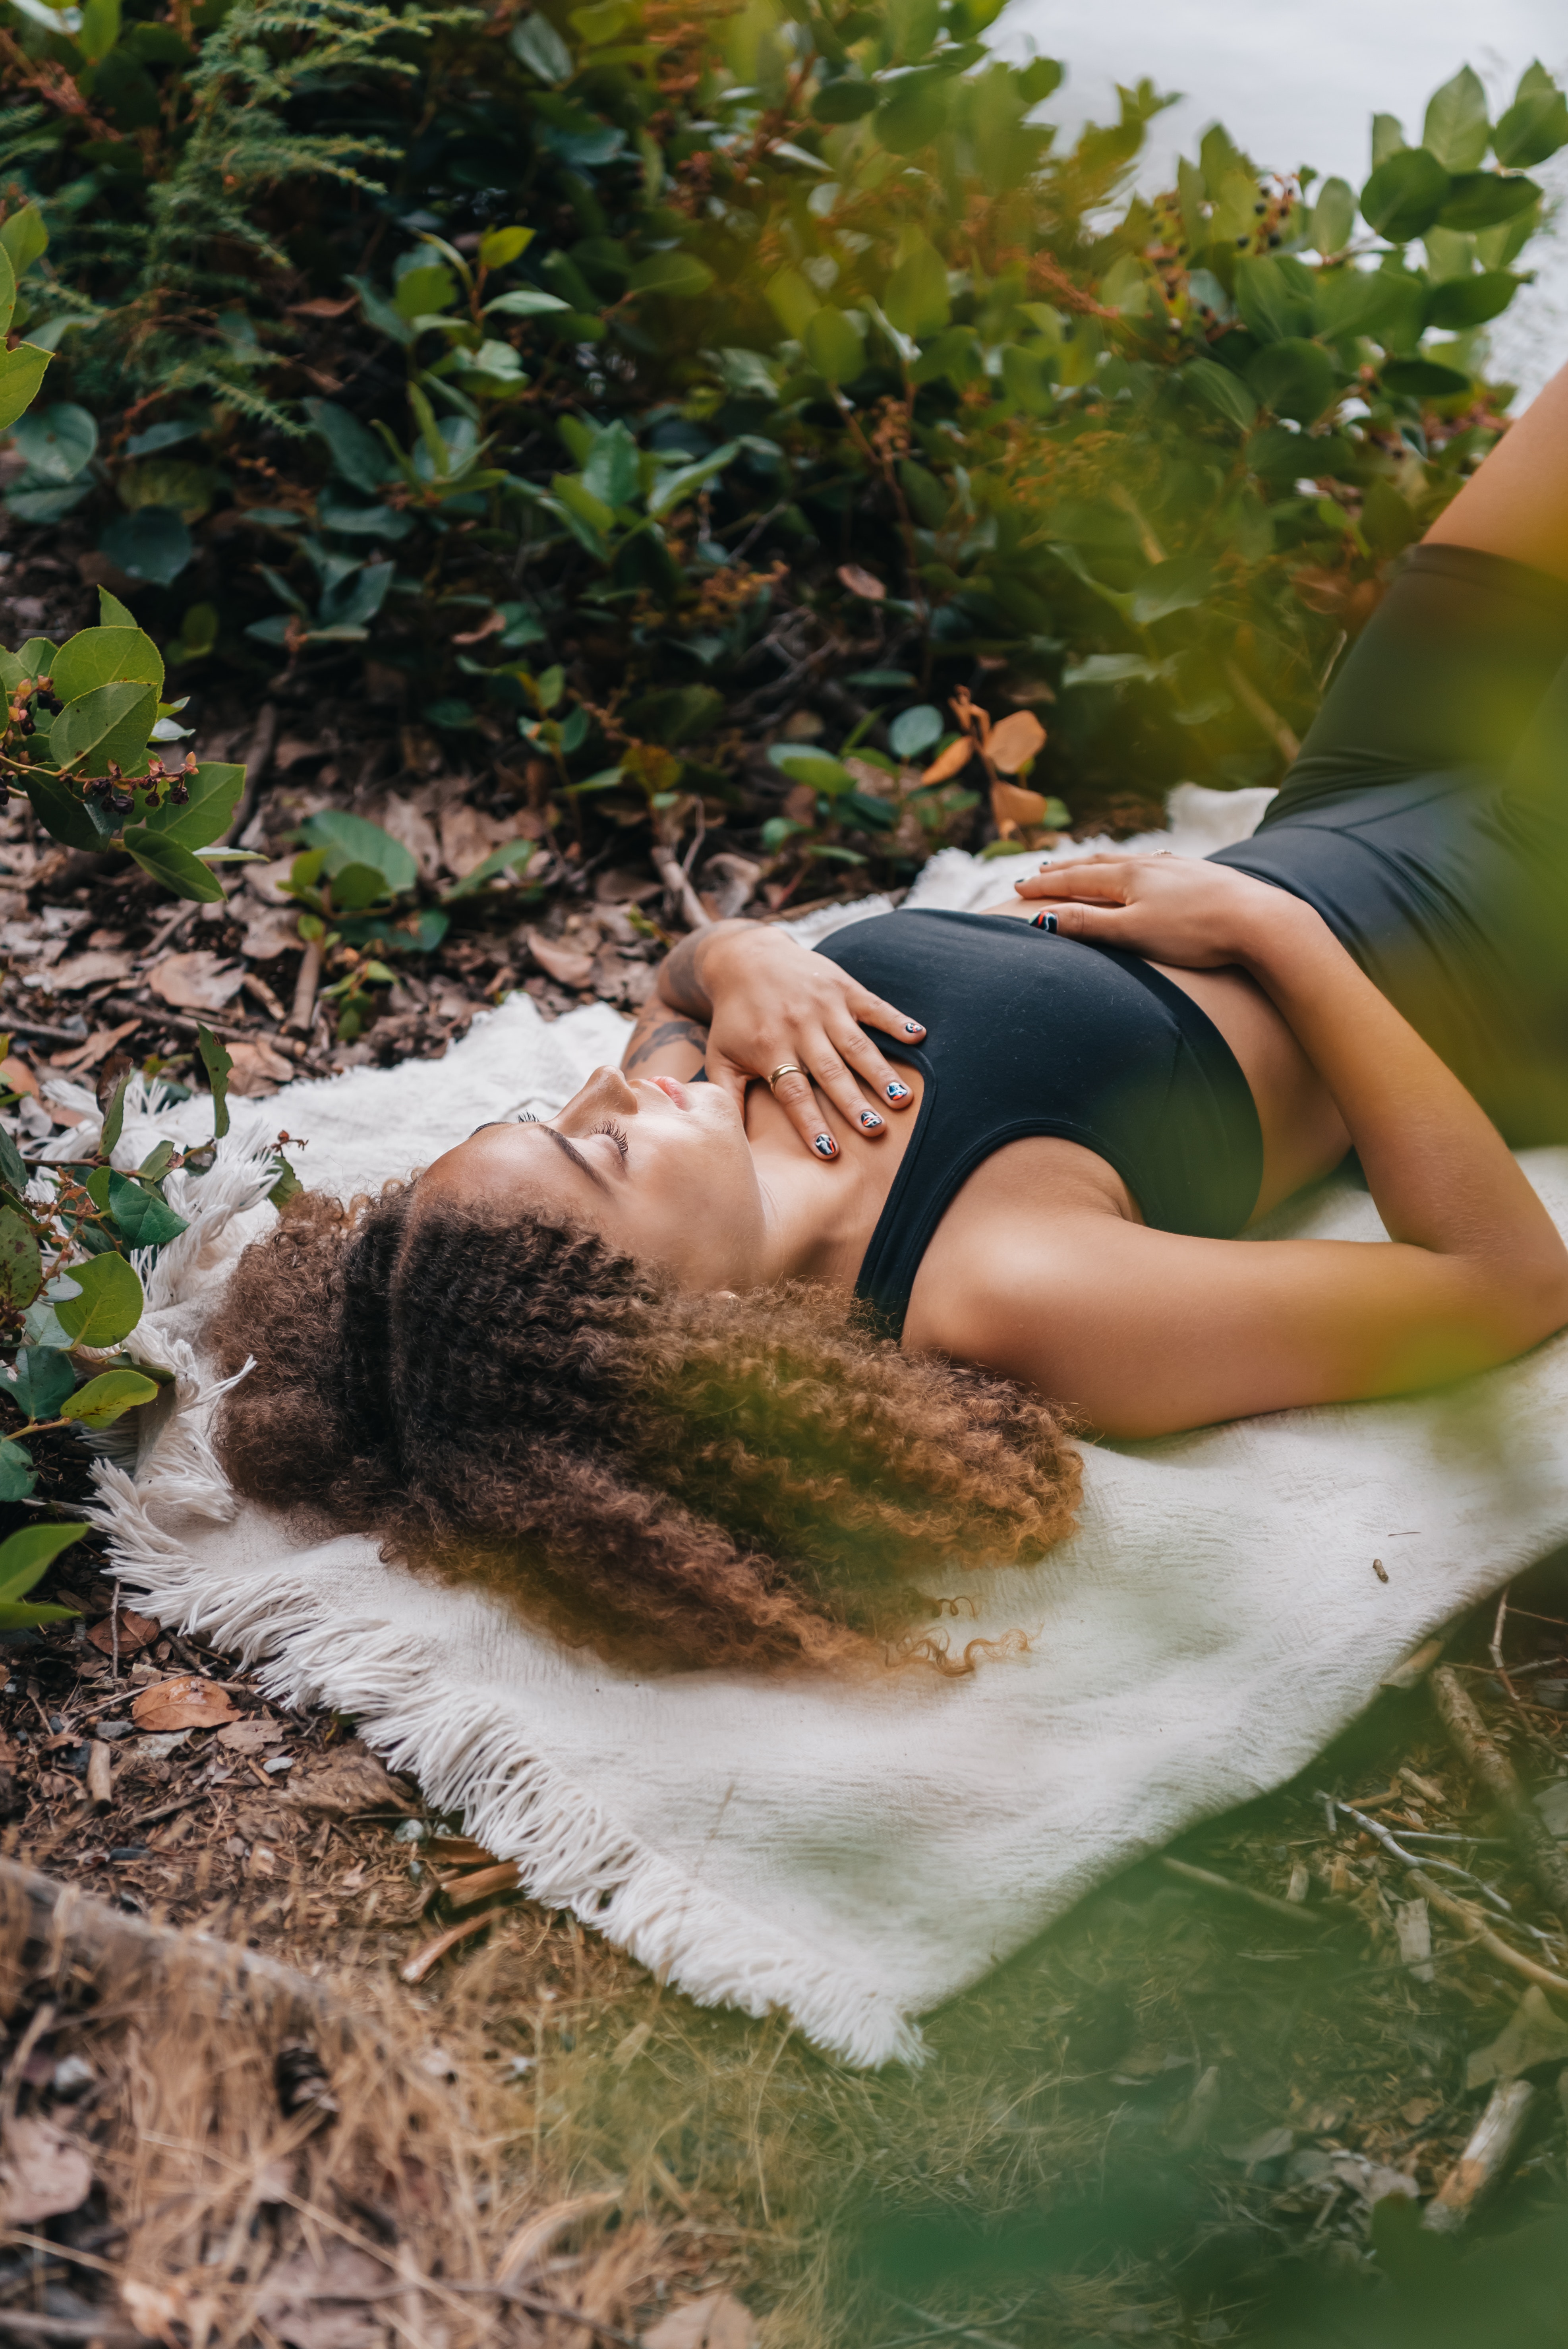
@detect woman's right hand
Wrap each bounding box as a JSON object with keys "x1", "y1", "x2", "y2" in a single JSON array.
[{"x1": 660, "y1": 920, "x2": 926, "y2": 1159}]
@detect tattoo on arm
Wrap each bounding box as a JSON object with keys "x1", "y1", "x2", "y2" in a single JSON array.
[{"x1": 624, "y1": 1014, "x2": 710, "y2": 1072}]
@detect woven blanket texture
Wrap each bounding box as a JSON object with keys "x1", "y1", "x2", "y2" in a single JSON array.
[{"x1": 70, "y1": 786, "x2": 1568, "y2": 2067}]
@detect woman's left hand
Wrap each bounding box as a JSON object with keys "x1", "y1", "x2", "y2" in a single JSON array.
[{"x1": 1011, "y1": 851, "x2": 1291, "y2": 969}]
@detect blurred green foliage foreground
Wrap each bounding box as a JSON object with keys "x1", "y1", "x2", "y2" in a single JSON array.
[{"x1": 1, "y1": 0, "x2": 1566, "y2": 888}]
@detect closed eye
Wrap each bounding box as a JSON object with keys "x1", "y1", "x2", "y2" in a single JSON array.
[{"x1": 592, "y1": 1118, "x2": 630, "y2": 1164}]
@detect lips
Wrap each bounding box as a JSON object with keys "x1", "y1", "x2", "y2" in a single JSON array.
[{"x1": 646, "y1": 1074, "x2": 692, "y2": 1110}]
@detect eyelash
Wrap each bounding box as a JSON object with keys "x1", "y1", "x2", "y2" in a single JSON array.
[{"x1": 592, "y1": 1119, "x2": 630, "y2": 1163}]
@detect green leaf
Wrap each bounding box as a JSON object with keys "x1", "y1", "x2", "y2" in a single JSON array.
[
  {"x1": 646, "y1": 442, "x2": 740, "y2": 520},
  {"x1": 304, "y1": 399, "x2": 392, "y2": 495},
  {"x1": 626, "y1": 253, "x2": 715, "y2": 300},
  {"x1": 482, "y1": 287, "x2": 571, "y2": 319},
  {"x1": 51, "y1": 624, "x2": 164, "y2": 705},
  {"x1": 876, "y1": 74, "x2": 949, "y2": 155},
  {"x1": 0, "y1": 1348, "x2": 75, "y2": 1421},
  {"x1": 1425, "y1": 269, "x2": 1522, "y2": 329},
  {"x1": 394, "y1": 264, "x2": 458, "y2": 325},
  {"x1": 1232, "y1": 257, "x2": 1311, "y2": 344},
  {"x1": 1130, "y1": 554, "x2": 1214, "y2": 625},
  {"x1": 97, "y1": 588, "x2": 136, "y2": 627},
  {"x1": 1437, "y1": 172, "x2": 1540, "y2": 231},
  {"x1": 21, "y1": 769, "x2": 104, "y2": 855},
  {"x1": 1310, "y1": 177, "x2": 1357, "y2": 255},
  {"x1": 768, "y1": 745, "x2": 856, "y2": 798},
  {"x1": 122, "y1": 825, "x2": 225, "y2": 903},
  {"x1": 888, "y1": 705, "x2": 943, "y2": 759},
  {"x1": 331, "y1": 861, "x2": 393, "y2": 911},
  {"x1": 50, "y1": 680, "x2": 156, "y2": 777},
  {"x1": 10, "y1": 402, "x2": 97, "y2": 483},
  {"x1": 812, "y1": 78, "x2": 878, "y2": 122},
  {"x1": 0, "y1": 1209, "x2": 41, "y2": 1312},
  {"x1": 479, "y1": 226, "x2": 533, "y2": 271},
  {"x1": 803, "y1": 308, "x2": 866, "y2": 384},
  {"x1": 107, "y1": 1171, "x2": 189, "y2": 1249},
  {"x1": 0, "y1": 245, "x2": 13, "y2": 341},
  {"x1": 1494, "y1": 84, "x2": 1568, "y2": 169},
  {"x1": 1246, "y1": 338, "x2": 1338, "y2": 424},
  {"x1": 1184, "y1": 358, "x2": 1257, "y2": 430},
  {"x1": 510, "y1": 12, "x2": 574, "y2": 81},
  {"x1": 884, "y1": 238, "x2": 950, "y2": 338},
  {"x1": 1360, "y1": 147, "x2": 1451, "y2": 242},
  {"x1": 1312, "y1": 266, "x2": 1409, "y2": 342},
  {"x1": 299, "y1": 810, "x2": 418, "y2": 894},
  {"x1": 441, "y1": 838, "x2": 535, "y2": 900},
  {"x1": 60, "y1": 1368, "x2": 158, "y2": 1426},
  {"x1": 581, "y1": 420, "x2": 639, "y2": 507},
  {"x1": 196, "y1": 1025, "x2": 232, "y2": 1142},
  {"x1": 1381, "y1": 354, "x2": 1472, "y2": 399},
  {"x1": 268, "y1": 1155, "x2": 303, "y2": 1209},
  {"x1": 98, "y1": 507, "x2": 193, "y2": 587},
  {"x1": 1422, "y1": 65, "x2": 1490, "y2": 172},
  {"x1": 0, "y1": 1522, "x2": 83, "y2": 1601},
  {"x1": 0, "y1": 343, "x2": 53, "y2": 435},
  {"x1": 0, "y1": 1123, "x2": 27, "y2": 1198},
  {"x1": 0, "y1": 204, "x2": 45, "y2": 279},
  {"x1": 0, "y1": 1442, "x2": 36, "y2": 1504},
  {"x1": 54, "y1": 1251, "x2": 144, "y2": 1348},
  {"x1": 138, "y1": 761, "x2": 244, "y2": 851},
  {"x1": 100, "y1": 1070, "x2": 130, "y2": 1155}
]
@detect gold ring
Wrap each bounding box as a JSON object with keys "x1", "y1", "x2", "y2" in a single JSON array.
[{"x1": 767, "y1": 1062, "x2": 803, "y2": 1090}]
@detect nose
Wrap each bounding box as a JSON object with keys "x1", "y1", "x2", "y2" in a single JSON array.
[{"x1": 555, "y1": 1065, "x2": 640, "y2": 1128}]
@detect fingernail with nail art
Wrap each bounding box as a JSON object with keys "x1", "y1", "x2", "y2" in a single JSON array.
[
  {"x1": 858, "y1": 1109, "x2": 884, "y2": 1130},
  {"x1": 903, "y1": 1020, "x2": 924, "y2": 1035},
  {"x1": 813, "y1": 1133, "x2": 838, "y2": 1158},
  {"x1": 886, "y1": 1080, "x2": 911, "y2": 1102}
]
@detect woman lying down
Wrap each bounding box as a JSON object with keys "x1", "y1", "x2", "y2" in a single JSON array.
[{"x1": 218, "y1": 363, "x2": 1568, "y2": 1676}]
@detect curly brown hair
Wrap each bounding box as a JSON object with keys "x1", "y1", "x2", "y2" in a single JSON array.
[{"x1": 213, "y1": 1185, "x2": 1081, "y2": 1674}]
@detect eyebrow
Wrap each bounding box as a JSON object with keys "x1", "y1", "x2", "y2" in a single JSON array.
[{"x1": 464, "y1": 1116, "x2": 610, "y2": 1194}]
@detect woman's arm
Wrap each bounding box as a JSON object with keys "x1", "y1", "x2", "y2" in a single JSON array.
[
  {"x1": 656, "y1": 918, "x2": 926, "y2": 1156},
  {"x1": 619, "y1": 989, "x2": 709, "y2": 1081},
  {"x1": 928, "y1": 855, "x2": 1568, "y2": 1434}
]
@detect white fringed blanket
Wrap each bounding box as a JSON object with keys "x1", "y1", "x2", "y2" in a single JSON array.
[{"x1": 69, "y1": 787, "x2": 1568, "y2": 2067}]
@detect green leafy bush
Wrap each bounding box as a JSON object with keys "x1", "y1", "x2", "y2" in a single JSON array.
[{"x1": 0, "y1": 15, "x2": 1563, "y2": 880}]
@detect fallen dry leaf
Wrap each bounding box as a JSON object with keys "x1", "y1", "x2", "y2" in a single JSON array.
[
  {"x1": 986, "y1": 708, "x2": 1047, "y2": 774},
  {"x1": 990, "y1": 782, "x2": 1051, "y2": 837},
  {"x1": 920, "y1": 736, "x2": 975, "y2": 786},
  {"x1": 0, "y1": 1055, "x2": 37, "y2": 1096},
  {"x1": 438, "y1": 801, "x2": 513, "y2": 880},
  {"x1": 0, "y1": 2114, "x2": 94, "y2": 2224},
  {"x1": 130, "y1": 1674, "x2": 239, "y2": 1732},
  {"x1": 48, "y1": 1018, "x2": 141, "y2": 1075},
  {"x1": 86, "y1": 1606, "x2": 160, "y2": 1658},
  {"x1": 836, "y1": 561, "x2": 885, "y2": 601},
  {"x1": 147, "y1": 952, "x2": 247, "y2": 1013},
  {"x1": 227, "y1": 1038, "x2": 296, "y2": 1097},
  {"x1": 31, "y1": 950, "x2": 135, "y2": 992},
  {"x1": 215, "y1": 1716, "x2": 286, "y2": 1752},
  {"x1": 644, "y1": 2292, "x2": 759, "y2": 2349},
  {"x1": 372, "y1": 795, "x2": 442, "y2": 883},
  {"x1": 239, "y1": 904, "x2": 300, "y2": 962},
  {"x1": 525, "y1": 930, "x2": 595, "y2": 989},
  {"x1": 285, "y1": 1739, "x2": 415, "y2": 1817},
  {"x1": 495, "y1": 2187, "x2": 621, "y2": 2285},
  {"x1": 120, "y1": 2274, "x2": 188, "y2": 2344},
  {"x1": 256, "y1": 2241, "x2": 392, "y2": 2349},
  {"x1": 1466, "y1": 1984, "x2": 1568, "y2": 2088},
  {"x1": 244, "y1": 856, "x2": 304, "y2": 907},
  {"x1": 450, "y1": 608, "x2": 505, "y2": 646},
  {"x1": 286, "y1": 294, "x2": 359, "y2": 317}
]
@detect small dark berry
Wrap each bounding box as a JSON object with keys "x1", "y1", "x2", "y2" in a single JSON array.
[{"x1": 171, "y1": 782, "x2": 190, "y2": 804}]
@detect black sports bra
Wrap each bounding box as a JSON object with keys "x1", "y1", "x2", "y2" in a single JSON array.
[{"x1": 812, "y1": 909, "x2": 1264, "y2": 1340}]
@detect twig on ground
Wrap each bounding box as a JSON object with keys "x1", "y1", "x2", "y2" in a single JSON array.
[
  {"x1": 1422, "y1": 2078, "x2": 1538, "y2": 2234},
  {"x1": 0, "y1": 2312, "x2": 141, "y2": 2346},
  {"x1": 400, "y1": 1908, "x2": 501, "y2": 1983},
  {"x1": 1159, "y1": 1855, "x2": 1330, "y2": 1929},
  {"x1": 649, "y1": 843, "x2": 711, "y2": 932},
  {"x1": 1319, "y1": 1794, "x2": 1568, "y2": 1999},
  {"x1": 1429, "y1": 1664, "x2": 1568, "y2": 1930},
  {"x1": 223, "y1": 701, "x2": 277, "y2": 846},
  {"x1": 289, "y1": 937, "x2": 323, "y2": 1034}
]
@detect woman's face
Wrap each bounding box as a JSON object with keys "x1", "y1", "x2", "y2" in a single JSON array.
[{"x1": 420, "y1": 1066, "x2": 766, "y2": 1289}]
